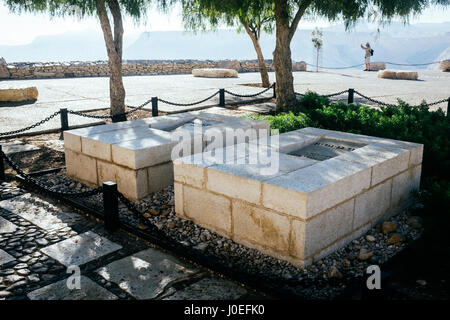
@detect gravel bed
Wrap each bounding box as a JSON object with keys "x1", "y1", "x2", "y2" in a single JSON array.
[{"x1": 35, "y1": 171, "x2": 424, "y2": 299}]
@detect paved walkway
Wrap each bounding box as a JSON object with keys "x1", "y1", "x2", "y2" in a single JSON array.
[
  {"x1": 1, "y1": 70, "x2": 449, "y2": 134},
  {"x1": 0, "y1": 187, "x2": 250, "y2": 300}
]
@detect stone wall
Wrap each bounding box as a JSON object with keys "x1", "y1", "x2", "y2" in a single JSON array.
[{"x1": 1, "y1": 59, "x2": 307, "y2": 80}]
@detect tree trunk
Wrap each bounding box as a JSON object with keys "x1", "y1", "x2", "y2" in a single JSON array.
[
  {"x1": 97, "y1": 0, "x2": 126, "y2": 122},
  {"x1": 243, "y1": 24, "x2": 271, "y2": 88},
  {"x1": 273, "y1": 0, "x2": 295, "y2": 112}
]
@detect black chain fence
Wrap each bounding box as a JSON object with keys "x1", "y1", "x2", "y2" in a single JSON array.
[
  {"x1": 159, "y1": 91, "x2": 220, "y2": 107},
  {"x1": 1, "y1": 149, "x2": 103, "y2": 198},
  {"x1": 1, "y1": 84, "x2": 448, "y2": 138},
  {"x1": 224, "y1": 83, "x2": 274, "y2": 98}
]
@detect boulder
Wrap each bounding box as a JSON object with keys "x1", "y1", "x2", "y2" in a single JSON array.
[
  {"x1": 292, "y1": 61, "x2": 307, "y2": 71},
  {"x1": 369, "y1": 62, "x2": 386, "y2": 71},
  {"x1": 377, "y1": 70, "x2": 397, "y2": 79},
  {"x1": 192, "y1": 68, "x2": 238, "y2": 78},
  {"x1": 396, "y1": 70, "x2": 419, "y2": 80},
  {"x1": 0, "y1": 87, "x2": 39, "y2": 102},
  {"x1": 439, "y1": 59, "x2": 450, "y2": 72},
  {"x1": 0, "y1": 57, "x2": 10, "y2": 79},
  {"x1": 216, "y1": 60, "x2": 241, "y2": 72},
  {"x1": 377, "y1": 69, "x2": 418, "y2": 80}
]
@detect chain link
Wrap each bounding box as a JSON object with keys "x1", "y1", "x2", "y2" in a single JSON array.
[
  {"x1": 0, "y1": 111, "x2": 61, "y2": 137},
  {"x1": 353, "y1": 90, "x2": 396, "y2": 107},
  {"x1": 1, "y1": 150, "x2": 103, "y2": 198},
  {"x1": 159, "y1": 91, "x2": 220, "y2": 107},
  {"x1": 224, "y1": 83, "x2": 274, "y2": 98},
  {"x1": 117, "y1": 191, "x2": 156, "y2": 228},
  {"x1": 324, "y1": 90, "x2": 349, "y2": 98}
]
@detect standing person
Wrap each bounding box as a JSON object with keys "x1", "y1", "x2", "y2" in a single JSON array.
[{"x1": 361, "y1": 42, "x2": 373, "y2": 71}]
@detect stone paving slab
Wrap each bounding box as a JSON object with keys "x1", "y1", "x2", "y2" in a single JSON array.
[
  {"x1": 27, "y1": 276, "x2": 118, "y2": 300},
  {"x1": 0, "y1": 194, "x2": 83, "y2": 231},
  {"x1": 163, "y1": 276, "x2": 247, "y2": 300},
  {"x1": 0, "y1": 216, "x2": 17, "y2": 233},
  {"x1": 41, "y1": 231, "x2": 122, "y2": 267},
  {"x1": 96, "y1": 248, "x2": 199, "y2": 299},
  {"x1": 0, "y1": 249, "x2": 15, "y2": 266},
  {"x1": 0, "y1": 141, "x2": 40, "y2": 154}
]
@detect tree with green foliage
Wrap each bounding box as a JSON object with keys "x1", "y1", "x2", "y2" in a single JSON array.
[
  {"x1": 179, "y1": 0, "x2": 274, "y2": 87},
  {"x1": 271, "y1": 0, "x2": 449, "y2": 112},
  {"x1": 4, "y1": 0, "x2": 150, "y2": 121},
  {"x1": 177, "y1": 0, "x2": 450, "y2": 111}
]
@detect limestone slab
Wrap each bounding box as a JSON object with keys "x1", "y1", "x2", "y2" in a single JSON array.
[
  {"x1": 263, "y1": 158, "x2": 371, "y2": 218},
  {"x1": 391, "y1": 165, "x2": 421, "y2": 208},
  {"x1": 0, "y1": 249, "x2": 15, "y2": 266},
  {"x1": 41, "y1": 231, "x2": 122, "y2": 267},
  {"x1": 183, "y1": 185, "x2": 232, "y2": 235},
  {"x1": 1, "y1": 141, "x2": 40, "y2": 154},
  {"x1": 163, "y1": 276, "x2": 247, "y2": 300},
  {"x1": 232, "y1": 200, "x2": 290, "y2": 253},
  {"x1": 192, "y1": 68, "x2": 238, "y2": 78},
  {"x1": 27, "y1": 276, "x2": 118, "y2": 300},
  {"x1": 81, "y1": 126, "x2": 156, "y2": 162},
  {"x1": 111, "y1": 129, "x2": 177, "y2": 169},
  {"x1": 354, "y1": 179, "x2": 392, "y2": 229},
  {"x1": 0, "y1": 216, "x2": 18, "y2": 233},
  {"x1": 0, "y1": 194, "x2": 82, "y2": 231},
  {"x1": 96, "y1": 248, "x2": 199, "y2": 300},
  {"x1": 65, "y1": 149, "x2": 98, "y2": 185}
]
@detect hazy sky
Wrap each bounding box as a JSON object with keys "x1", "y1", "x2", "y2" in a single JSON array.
[{"x1": 1, "y1": 3, "x2": 449, "y2": 45}]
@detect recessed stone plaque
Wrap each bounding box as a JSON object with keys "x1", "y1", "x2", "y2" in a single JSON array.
[{"x1": 288, "y1": 138, "x2": 366, "y2": 161}]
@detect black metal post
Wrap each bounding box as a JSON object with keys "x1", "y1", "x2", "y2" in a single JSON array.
[
  {"x1": 59, "y1": 108, "x2": 69, "y2": 140},
  {"x1": 0, "y1": 145, "x2": 5, "y2": 181},
  {"x1": 348, "y1": 88, "x2": 354, "y2": 104},
  {"x1": 219, "y1": 89, "x2": 225, "y2": 107},
  {"x1": 447, "y1": 98, "x2": 450, "y2": 117},
  {"x1": 273, "y1": 82, "x2": 276, "y2": 98},
  {"x1": 152, "y1": 97, "x2": 158, "y2": 117},
  {"x1": 103, "y1": 181, "x2": 119, "y2": 232}
]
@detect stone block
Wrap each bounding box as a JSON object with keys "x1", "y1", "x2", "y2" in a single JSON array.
[
  {"x1": 303, "y1": 199, "x2": 354, "y2": 258},
  {"x1": 173, "y1": 161, "x2": 205, "y2": 189},
  {"x1": 263, "y1": 158, "x2": 371, "y2": 218},
  {"x1": 174, "y1": 182, "x2": 184, "y2": 216},
  {"x1": 354, "y1": 179, "x2": 392, "y2": 229},
  {"x1": 81, "y1": 126, "x2": 155, "y2": 162},
  {"x1": 0, "y1": 87, "x2": 38, "y2": 102},
  {"x1": 111, "y1": 129, "x2": 176, "y2": 169},
  {"x1": 206, "y1": 168, "x2": 262, "y2": 205},
  {"x1": 232, "y1": 200, "x2": 290, "y2": 254},
  {"x1": 148, "y1": 162, "x2": 173, "y2": 193},
  {"x1": 439, "y1": 59, "x2": 450, "y2": 72},
  {"x1": 192, "y1": 68, "x2": 238, "y2": 78},
  {"x1": 337, "y1": 144, "x2": 410, "y2": 186},
  {"x1": 182, "y1": 186, "x2": 231, "y2": 236},
  {"x1": 65, "y1": 149, "x2": 98, "y2": 185},
  {"x1": 391, "y1": 165, "x2": 421, "y2": 208},
  {"x1": 63, "y1": 131, "x2": 82, "y2": 153}
]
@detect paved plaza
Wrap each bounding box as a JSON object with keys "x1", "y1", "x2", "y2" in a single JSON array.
[
  {"x1": 1, "y1": 69, "x2": 449, "y2": 134},
  {"x1": 0, "y1": 189, "x2": 251, "y2": 300}
]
